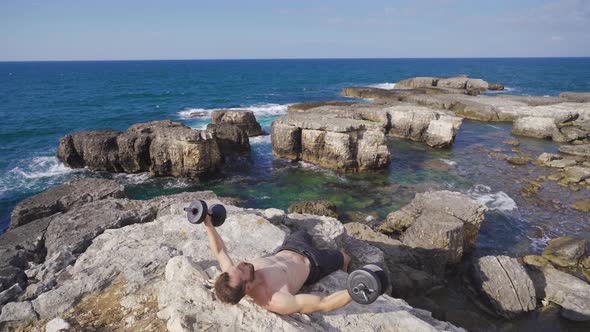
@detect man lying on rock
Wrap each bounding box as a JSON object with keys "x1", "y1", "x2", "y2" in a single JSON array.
[{"x1": 202, "y1": 215, "x2": 352, "y2": 314}]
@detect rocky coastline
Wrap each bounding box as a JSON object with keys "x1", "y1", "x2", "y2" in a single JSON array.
[{"x1": 2, "y1": 74, "x2": 590, "y2": 331}]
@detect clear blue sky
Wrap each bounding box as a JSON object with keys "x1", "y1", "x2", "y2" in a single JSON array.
[{"x1": 1, "y1": 0, "x2": 588, "y2": 61}]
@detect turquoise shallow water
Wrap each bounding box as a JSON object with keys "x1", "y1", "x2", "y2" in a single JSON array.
[{"x1": 1, "y1": 58, "x2": 590, "y2": 258}]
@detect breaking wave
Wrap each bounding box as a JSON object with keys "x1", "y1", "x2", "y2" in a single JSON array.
[
  {"x1": 178, "y1": 103, "x2": 290, "y2": 120},
  {"x1": 467, "y1": 184, "x2": 518, "y2": 212},
  {"x1": 369, "y1": 82, "x2": 396, "y2": 90}
]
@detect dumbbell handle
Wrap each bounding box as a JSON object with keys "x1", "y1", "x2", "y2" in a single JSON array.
[
  {"x1": 184, "y1": 207, "x2": 197, "y2": 214},
  {"x1": 352, "y1": 284, "x2": 376, "y2": 303}
]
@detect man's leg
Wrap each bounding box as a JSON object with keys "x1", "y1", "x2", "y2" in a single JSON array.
[{"x1": 304, "y1": 248, "x2": 349, "y2": 285}]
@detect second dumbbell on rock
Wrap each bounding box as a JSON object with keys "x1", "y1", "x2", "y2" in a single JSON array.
[
  {"x1": 184, "y1": 200, "x2": 227, "y2": 227},
  {"x1": 347, "y1": 264, "x2": 389, "y2": 305}
]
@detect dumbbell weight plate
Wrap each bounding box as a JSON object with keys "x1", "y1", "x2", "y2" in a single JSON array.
[
  {"x1": 347, "y1": 268, "x2": 382, "y2": 305},
  {"x1": 209, "y1": 204, "x2": 227, "y2": 227},
  {"x1": 184, "y1": 200, "x2": 207, "y2": 224},
  {"x1": 362, "y1": 264, "x2": 389, "y2": 295}
]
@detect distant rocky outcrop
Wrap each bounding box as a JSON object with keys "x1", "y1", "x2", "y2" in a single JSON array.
[
  {"x1": 395, "y1": 75, "x2": 493, "y2": 94},
  {"x1": 211, "y1": 110, "x2": 264, "y2": 136},
  {"x1": 57, "y1": 120, "x2": 227, "y2": 178},
  {"x1": 0, "y1": 185, "x2": 464, "y2": 331},
  {"x1": 342, "y1": 78, "x2": 590, "y2": 146}
]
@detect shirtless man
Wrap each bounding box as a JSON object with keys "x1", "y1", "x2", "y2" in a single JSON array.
[{"x1": 203, "y1": 215, "x2": 353, "y2": 314}]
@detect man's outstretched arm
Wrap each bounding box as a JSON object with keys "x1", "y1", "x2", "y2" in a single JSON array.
[
  {"x1": 266, "y1": 290, "x2": 352, "y2": 315},
  {"x1": 203, "y1": 217, "x2": 234, "y2": 272}
]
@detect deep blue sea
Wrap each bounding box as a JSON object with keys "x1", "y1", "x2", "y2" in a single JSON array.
[{"x1": 2, "y1": 58, "x2": 590, "y2": 259}]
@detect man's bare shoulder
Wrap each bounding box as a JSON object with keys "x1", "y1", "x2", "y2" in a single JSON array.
[{"x1": 260, "y1": 289, "x2": 294, "y2": 312}]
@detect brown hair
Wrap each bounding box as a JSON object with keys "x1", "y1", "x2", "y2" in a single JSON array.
[{"x1": 214, "y1": 272, "x2": 246, "y2": 304}]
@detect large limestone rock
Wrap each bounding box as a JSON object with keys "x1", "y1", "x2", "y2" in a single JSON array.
[
  {"x1": 380, "y1": 191, "x2": 487, "y2": 252},
  {"x1": 211, "y1": 109, "x2": 264, "y2": 136},
  {"x1": 9, "y1": 179, "x2": 126, "y2": 230},
  {"x1": 528, "y1": 266, "x2": 590, "y2": 321},
  {"x1": 206, "y1": 123, "x2": 250, "y2": 156},
  {"x1": 57, "y1": 120, "x2": 223, "y2": 178},
  {"x1": 377, "y1": 191, "x2": 486, "y2": 277},
  {"x1": 512, "y1": 117, "x2": 562, "y2": 140},
  {"x1": 344, "y1": 223, "x2": 441, "y2": 298},
  {"x1": 0, "y1": 191, "x2": 464, "y2": 331},
  {"x1": 542, "y1": 236, "x2": 587, "y2": 267},
  {"x1": 386, "y1": 105, "x2": 462, "y2": 148},
  {"x1": 471, "y1": 256, "x2": 536, "y2": 318},
  {"x1": 395, "y1": 76, "x2": 489, "y2": 92},
  {"x1": 271, "y1": 114, "x2": 390, "y2": 172}
]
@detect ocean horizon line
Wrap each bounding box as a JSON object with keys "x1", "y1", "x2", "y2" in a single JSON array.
[{"x1": 1, "y1": 56, "x2": 590, "y2": 63}]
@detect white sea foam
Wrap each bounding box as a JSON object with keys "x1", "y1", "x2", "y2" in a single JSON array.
[
  {"x1": 485, "y1": 86, "x2": 516, "y2": 94},
  {"x1": 467, "y1": 184, "x2": 518, "y2": 212},
  {"x1": 113, "y1": 172, "x2": 151, "y2": 185},
  {"x1": 486, "y1": 124, "x2": 501, "y2": 129},
  {"x1": 250, "y1": 135, "x2": 271, "y2": 144},
  {"x1": 369, "y1": 82, "x2": 396, "y2": 90},
  {"x1": 178, "y1": 103, "x2": 290, "y2": 120},
  {"x1": 0, "y1": 156, "x2": 80, "y2": 196},
  {"x1": 439, "y1": 159, "x2": 457, "y2": 166},
  {"x1": 9, "y1": 156, "x2": 73, "y2": 179}
]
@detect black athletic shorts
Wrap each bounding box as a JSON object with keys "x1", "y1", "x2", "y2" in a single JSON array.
[{"x1": 276, "y1": 229, "x2": 344, "y2": 285}]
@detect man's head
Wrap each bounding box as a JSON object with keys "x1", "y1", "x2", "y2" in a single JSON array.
[{"x1": 214, "y1": 261, "x2": 255, "y2": 304}]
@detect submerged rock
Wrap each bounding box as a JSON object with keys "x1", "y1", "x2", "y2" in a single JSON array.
[
  {"x1": 287, "y1": 200, "x2": 338, "y2": 218},
  {"x1": 9, "y1": 179, "x2": 126, "y2": 230},
  {"x1": 211, "y1": 109, "x2": 264, "y2": 136},
  {"x1": 57, "y1": 120, "x2": 224, "y2": 178},
  {"x1": 471, "y1": 256, "x2": 536, "y2": 318}
]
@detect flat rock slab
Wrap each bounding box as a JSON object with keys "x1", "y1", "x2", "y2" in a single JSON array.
[
  {"x1": 9, "y1": 179, "x2": 126, "y2": 230},
  {"x1": 560, "y1": 144, "x2": 590, "y2": 158},
  {"x1": 472, "y1": 256, "x2": 536, "y2": 318},
  {"x1": 528, "y1": 266, "x2": 590, "y2": 321},
  {"x1": 542, "y1": 236, "x2": 587, "y2": 267}
]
